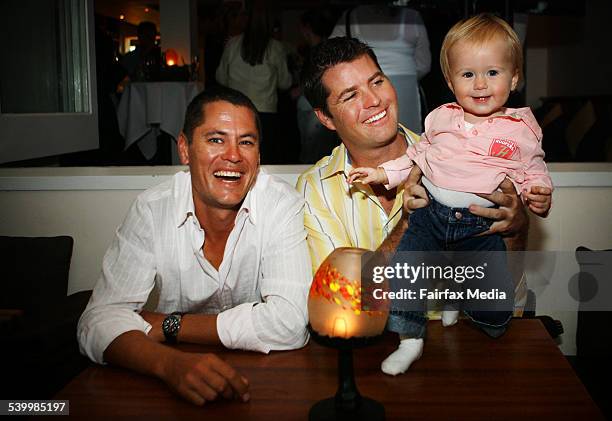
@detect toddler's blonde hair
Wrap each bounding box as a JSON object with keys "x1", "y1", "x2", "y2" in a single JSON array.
[{"x1": 440, "y1": 13, "x2": 523, "y2": 85}]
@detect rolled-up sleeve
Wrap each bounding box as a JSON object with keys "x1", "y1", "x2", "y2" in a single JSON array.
[
  {"x1": 77, "y1": 198, "x2": 157, "y2": 364},
  {"x1": 216, "y1": 192, "x2": 311, "y2": 352}
]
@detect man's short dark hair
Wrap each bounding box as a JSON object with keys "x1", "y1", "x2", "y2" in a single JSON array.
[
  {"x1": 182, "y1": 86, "x2": 261, "y2": 144},
  {"x1": 300, "y1": 37, "x2": 381, "y2": 117}
]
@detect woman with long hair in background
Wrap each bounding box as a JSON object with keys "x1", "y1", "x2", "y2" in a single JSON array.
[{"x1": 216, "y1": 6, "x2": 292, "y2": 164}]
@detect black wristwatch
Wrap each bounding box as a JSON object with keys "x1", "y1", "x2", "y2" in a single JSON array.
[{"x1": 162, "y1": 312, "x2": 184, "y2": 344}]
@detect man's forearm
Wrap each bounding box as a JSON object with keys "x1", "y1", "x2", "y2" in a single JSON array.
[
  {"x1": 104, "y1": 330, "x2": 178, "y2": 380},
  {"x1": 377, "y1": 215, "x2": 409, "y2": 255},
  {"x1": 179, "y1": 314, "x2": 221, "y2": 345}
]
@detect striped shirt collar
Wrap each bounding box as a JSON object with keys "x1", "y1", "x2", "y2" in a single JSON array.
[{"x1": 318, "y1": 123, "x2": 418, "y2": 180}]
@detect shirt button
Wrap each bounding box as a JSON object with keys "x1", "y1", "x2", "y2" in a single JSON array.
[
  {"x1": 472, "y1": 129, "x2": 478, "y2": 135},
  {"x1": 455, "y1": 211, "x2": 463, "y2": 220}
]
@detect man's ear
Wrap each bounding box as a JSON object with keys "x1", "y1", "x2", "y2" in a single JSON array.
[
  {"x1": 314, "y1": 108, "x2": 337, "y2": 132},
  {"x1": 178, "y1": 132, "x2": 190, "y2": 165}
]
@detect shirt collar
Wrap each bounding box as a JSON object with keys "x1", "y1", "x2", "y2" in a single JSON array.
[{"x1": 319, "y1": 125, "x2": 417, "y2": 180}]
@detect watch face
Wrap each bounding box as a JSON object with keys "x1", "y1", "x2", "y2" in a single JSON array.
[{"x1": 163, "y1": 314, "x2": 181, "y2": 337}]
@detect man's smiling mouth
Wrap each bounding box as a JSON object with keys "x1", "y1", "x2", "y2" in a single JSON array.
[
  {"x1": 214, "y1": 170, "x2": 242, "y2": 180},
  {"x1": 364, "y1": 110, "x2": 387, "y2": 124}
]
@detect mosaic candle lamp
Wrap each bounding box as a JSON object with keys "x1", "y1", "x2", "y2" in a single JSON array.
[{"x1": 308, "y1": 247, "x2": 388, "y2": 421}]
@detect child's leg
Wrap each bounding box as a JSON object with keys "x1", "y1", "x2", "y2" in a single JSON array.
[
  {"x1": 382, "y1": 207, "x2": 440, "y2": 375},
  {"x1": 458, "y1": 233, "x2": 514, "y2": 338},
  {"x1": 383, "y1": 310, "x2": 426, "y2": 375}
]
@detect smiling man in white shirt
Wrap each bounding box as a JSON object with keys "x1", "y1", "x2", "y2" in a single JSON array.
[{"x1": 77, "y1": 87, "x2": 311, "y2": 406}]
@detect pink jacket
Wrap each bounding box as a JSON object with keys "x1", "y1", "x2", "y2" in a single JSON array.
[{"x1": 381, "y1": 103, "x2": 553, "y2": 195}]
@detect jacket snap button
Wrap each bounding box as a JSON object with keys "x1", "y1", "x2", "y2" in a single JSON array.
[{"x1": 455, "y1": 211, "x2": 463, "y2": 220}]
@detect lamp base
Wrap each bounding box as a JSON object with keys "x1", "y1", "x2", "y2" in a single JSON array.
[{"x1": 309, "y1": 397, "x2": 385, "y2": 421}]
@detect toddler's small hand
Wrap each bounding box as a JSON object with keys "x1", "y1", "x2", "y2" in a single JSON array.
[
  {"x1": 347, "y1": 167, "x2": 381, "y2": 185},
  {"x1": 523, "y1": 185, "x2": 552, "y2": 217}
]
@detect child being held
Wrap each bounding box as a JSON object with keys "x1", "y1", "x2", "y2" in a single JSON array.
[{"x1": 348, "y1": 13, "x2": 553, "y2": 376}]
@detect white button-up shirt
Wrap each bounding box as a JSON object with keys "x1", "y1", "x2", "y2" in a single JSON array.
[{"x1": 78, "y1": 170, "x2": 312, "y2": 364}]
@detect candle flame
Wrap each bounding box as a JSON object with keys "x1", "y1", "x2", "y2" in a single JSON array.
[{"x1": 333, "y1": 317, "x2": 347, "y2": 338}]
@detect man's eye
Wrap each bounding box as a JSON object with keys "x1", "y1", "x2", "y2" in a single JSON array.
[
  {"x1": 240, "y1": 139, "x2": 255, "y2": 146},
  {"x1": 373, "y1": 78, "x2": 384, "y2": 86},
  {"x1": 342, "y1": 93, "x2": 356, "y2": 102},
  {"x1": 462, "y1": 72, "x2": 474, "y2": 78},
  {"x1": 488, "y1": 70, "x2": 499, "y2": 76},
  {"x1": 208, "y1": 137, "x2": 223, "y2": 144}
]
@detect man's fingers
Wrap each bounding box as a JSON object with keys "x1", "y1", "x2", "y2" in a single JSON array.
[
  {"x1": 405, "y1": 165, "x2": 423, "y2": 186},
  {"x1": 190, "y1": 377, "x2": 220, "y2": 402},
  {"x1": 469, "y1": 204, "x2": 504, "y2": 221},
  {"x1": 182, "y1": 388, "x2": 206, "y2": 406},
  {"x1": 207, "y1": 355, "x2": 250, "y2": 401},
  {"x1": 405, "y1": 197, "x2": 428, "y2": 211}
]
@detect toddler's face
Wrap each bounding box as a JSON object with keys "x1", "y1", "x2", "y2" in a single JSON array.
[{"x1": 446, "y1": 37, "x2": 518, "y2": 124}]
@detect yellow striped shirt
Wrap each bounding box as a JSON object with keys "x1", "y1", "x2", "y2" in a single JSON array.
[
  {"x1": 295, "y1": 124, "x2": 527, "y2": 317},
  {"x1": 296, "y1": 125, "x2": 418, "y2": 273}
]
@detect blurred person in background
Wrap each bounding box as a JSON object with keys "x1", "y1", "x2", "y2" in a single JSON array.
[
  {"x1": 216, "y1": 5, "x2": 292, "y2": 164},
  {"x1": 296, "y1": 8, "x2": 339, "y2": 164},
  {"x1": 331, "y1": 1, "x2": 431, "y2": 133},
  {"x1": 121, "y1": 21, "x2": 161, "y2": 81}
]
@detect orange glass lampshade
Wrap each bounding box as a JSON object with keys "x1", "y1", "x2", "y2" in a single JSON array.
[
  {"x1": 308, "y1": 247, "x2": 388, "y2": 339},
  {"x1": 165, "y1": 49, "x2": 179, "y2": 66}
]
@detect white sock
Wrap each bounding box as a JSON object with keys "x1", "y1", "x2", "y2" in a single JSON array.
[
  {"x1": 381, "y1": 338, "x2": 424, "y2": 376},
  {"x1": 442, "y1": 310, "x2": 459, "y2": 327}
]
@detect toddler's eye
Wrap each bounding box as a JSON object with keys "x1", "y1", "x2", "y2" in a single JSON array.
[
  {"x1": 488, "y1": 70, "x2": 499, "y2": 76},
  {"x1": 462, "y1": 72, "x2": 474, "y2": 78}
]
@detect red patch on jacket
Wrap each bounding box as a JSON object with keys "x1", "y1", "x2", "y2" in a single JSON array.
[{"x1": 488, "y1": 138, "x2": 518, "y2": 159}]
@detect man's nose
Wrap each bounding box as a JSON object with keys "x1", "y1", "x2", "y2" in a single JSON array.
[
  {"x1": 363, "y1": 87, "x2": 381, "y2": 108},
  {"x1": 222, "y1": 141, "x2": 241, "y2": 162}
]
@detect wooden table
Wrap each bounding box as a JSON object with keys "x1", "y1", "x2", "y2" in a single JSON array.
[{"x1": 55, "y1": 320, "x2": 603, "y2": 420}]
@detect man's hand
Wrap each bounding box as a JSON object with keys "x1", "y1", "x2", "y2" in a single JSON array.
[
  {"x1": 403, "y1": 165, "x2": 429, "y2": 213},
  {"x1": 161, "y1": 351, "x2": 250, "y2": 406},
  {"x1": 523, "y1": 185, "x2": 552, "y2": 217},
  {"x1": 470, "y1": 178, "x2": 528, "y2": 237},
  {"x1": 347, "y1": 167, "x2": 387, "y2": 185}
]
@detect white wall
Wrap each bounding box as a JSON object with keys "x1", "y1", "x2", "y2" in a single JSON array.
[{"x1": 1, "y1": 164, "x2": 611, "y2": 355}]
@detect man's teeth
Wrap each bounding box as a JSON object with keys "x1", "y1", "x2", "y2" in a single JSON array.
[
  {"x1": 214, "y1": 171, "x2": 241, "y2": 178},
  {"x1": 364, "y1": 110, "x2": 386, "y2": 124}
]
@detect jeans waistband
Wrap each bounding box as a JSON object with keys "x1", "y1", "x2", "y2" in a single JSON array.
[{"x1": 426, "y1": 191, "x2": 495, "y2": 226}]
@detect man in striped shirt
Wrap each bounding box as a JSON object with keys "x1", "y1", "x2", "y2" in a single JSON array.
[{"x1": 296, "y1": 37, "x2": 529, "y2": 372}]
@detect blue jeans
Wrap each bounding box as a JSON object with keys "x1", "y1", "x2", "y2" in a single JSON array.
[{"x1": 386, "y1": 197, "x2": 514, "y2": 339}]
